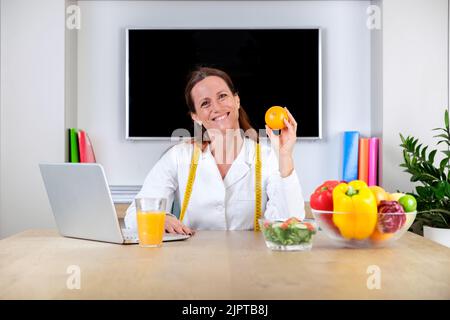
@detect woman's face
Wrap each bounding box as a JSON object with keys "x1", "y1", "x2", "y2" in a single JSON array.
[{"x1": 190, "y1": 76, "x2": 240, "y2": 133}]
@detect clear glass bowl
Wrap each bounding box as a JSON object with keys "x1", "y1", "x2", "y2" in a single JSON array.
[
  {"x1": 258, "y1": 218, "x2": 317, "y2": 251},
  {"x1": 311, "y1": 209, "x2": 417, "y2": 248}
]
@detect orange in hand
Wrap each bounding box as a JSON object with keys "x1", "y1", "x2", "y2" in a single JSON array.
[{"x1": 265, "y1": 106, "x2": 288, "y2": 130}]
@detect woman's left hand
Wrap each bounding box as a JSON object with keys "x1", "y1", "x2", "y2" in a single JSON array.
[{"x1": 265, "y1": 107, "x2": 298, "y2": 157}]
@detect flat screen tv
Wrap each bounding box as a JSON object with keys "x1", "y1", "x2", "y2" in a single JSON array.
[{"x1": 126, "y1": 28, "x2": 321, "y2": 139}]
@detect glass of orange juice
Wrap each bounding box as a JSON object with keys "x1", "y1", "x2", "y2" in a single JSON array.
[{"x1": 135, "y1": 197, "x2": 166, "y2": 248}]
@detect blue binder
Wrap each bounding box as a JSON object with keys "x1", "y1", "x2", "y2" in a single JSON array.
[{"x1": 342, "y1": 131, "x2": 360, "y2": 182}]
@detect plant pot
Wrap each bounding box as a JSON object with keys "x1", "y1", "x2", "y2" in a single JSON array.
[{"x1": 423, "y1": 226, "x2": 450, "y2": 248}]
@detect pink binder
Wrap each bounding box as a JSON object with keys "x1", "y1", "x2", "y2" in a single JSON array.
[
  {"x1": 368, "y1": 137, "x2": 379, "y2": 186},
  {"x1": 78, "y1": 130, "x2": 96, "y2": 163}
]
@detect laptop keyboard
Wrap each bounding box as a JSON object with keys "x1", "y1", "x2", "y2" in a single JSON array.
[
  {"x1": 121, "y1": 229, "x2": 138, "y2": 241},
  {"x1": 121, "y1": 228, "x2": 191, "y2": 242}
]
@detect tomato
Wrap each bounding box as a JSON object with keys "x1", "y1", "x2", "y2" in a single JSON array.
[
  {"x1": 398, "y1": 195, "x2": 417, "y2": 212},
  {"x1": 303, "y1": 222, "x2": 315, "y2": 232},
  {"x1": 265, "y1": 106, "x2": 288, "y2": 130},
  {"x1": 368, "y1": 186, "x2": 389, "y2": 206},
  {"x1": 286, "y1": 217, "x2": 301, "y2": 225}
]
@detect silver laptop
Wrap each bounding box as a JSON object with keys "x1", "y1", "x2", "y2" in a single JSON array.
[{"x1": 39, "y1": 163, "x2": 190, "y2": 244}]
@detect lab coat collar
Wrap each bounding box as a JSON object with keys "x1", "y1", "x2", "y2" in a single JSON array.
[
  {"x1": 202, "y1": 137, "x2": 256, "y2": 189},
  {"x1": 201, "y1": 136, "x2": 256, "y2": 163},
  {"x1": 243, "y1": 136, "x2": 257, "y2": 166}
]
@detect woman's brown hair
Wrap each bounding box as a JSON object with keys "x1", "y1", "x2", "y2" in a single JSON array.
[{"x1": 184, "y1": 67, "x2": 258, "y2": 150}]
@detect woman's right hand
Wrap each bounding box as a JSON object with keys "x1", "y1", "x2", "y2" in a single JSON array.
[{"x1": 165, "y1": 215, "x2": 195, "y2": 235}]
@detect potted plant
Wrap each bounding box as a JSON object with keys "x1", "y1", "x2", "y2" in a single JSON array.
[{"x1": 399, "y1": 109, "x2": 450, "y2": 247}]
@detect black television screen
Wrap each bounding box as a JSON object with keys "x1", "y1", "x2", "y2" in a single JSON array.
[{"x1": 126, "y1": 28, "x2": 321, "y2": 139}]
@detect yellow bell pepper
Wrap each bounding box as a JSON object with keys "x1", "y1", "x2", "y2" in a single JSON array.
[{"x1": 332, "y1": 180, "x2": 378, "y2": 240}]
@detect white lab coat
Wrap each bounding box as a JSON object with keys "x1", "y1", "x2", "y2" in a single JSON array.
[{"x1": 124, "y1": 137, "x2": 305, "y2": 230}]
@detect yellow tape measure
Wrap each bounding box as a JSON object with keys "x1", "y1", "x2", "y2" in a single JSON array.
[
  {"x1": 254, "y1": 142, "x2": 262, "y2": 231},
  {"x1": 179, "y1": 142, "x2": 201, "y2": 222},
  {"x1": 180, "y1": 141, "x2": 262, "y2": 232}
]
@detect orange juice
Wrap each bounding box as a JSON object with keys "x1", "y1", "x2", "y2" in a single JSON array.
[{"x1": 136, "y1": 210, "x2": 166, "y2": 247}]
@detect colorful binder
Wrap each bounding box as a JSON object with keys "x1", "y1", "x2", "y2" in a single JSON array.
[
  {"x1": 78, "y1": 130, "x2": 96, "y2": 163},
  {"x1": 69, "y1": 128, "x2": 79, "y2": 163},
  {"x1": 368, "y1": 137, "x2": 379, "y2": 186},
  {"x1": 358, "y1": 138, "x2": 370, "y2": 184},
  {"x1": 342, "y1": 131, "x2": 360, "y2": 182},
  {"x1": 68, "y1": 129, "x2": 72, "y2": 162}
]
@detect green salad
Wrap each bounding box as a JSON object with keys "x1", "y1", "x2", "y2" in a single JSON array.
[{"x1": 262, "y1": 218, "x2": 316, "y2": 246}]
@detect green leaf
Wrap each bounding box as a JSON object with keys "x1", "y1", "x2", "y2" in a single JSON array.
[
  {"x1": 412, "y1": 138, "x2": 418, "y2": 150},
  {"x1": 445, "y1": 109, "x2": 449, "y2": 129},
  {"x1": 421, "y1": 146, "x2": 428, "y2": 160},
  {"x1": 416, "y1": 186, "x2": 433, "y2": 198},
  {"x1": 429, "y1": 150, "x2": 437, "y2": 163},
  {"x1": 445, "y1": 183, "x2": 450, "y2": 198},
  {"x1": 433, "y1": 181, "x2": 447, "y2": 200},
  {"x1": 433, "y1": 134, "x2": 449, "y2": 140},
  {"x1": 440, "y1": 158, "x2": 449, "y2": 170}
]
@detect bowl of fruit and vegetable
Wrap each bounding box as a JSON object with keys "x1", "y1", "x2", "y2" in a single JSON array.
[
  {"x1": 259, "y1": 217, "x2": 317, "y2": 251},
  {"x1": 310, "y1": 180, "x2": 417, "y2": 248}
]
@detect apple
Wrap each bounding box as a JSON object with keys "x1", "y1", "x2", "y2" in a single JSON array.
[{"x1": 389, "y1": 192, "x2": 405, "y2": 201}]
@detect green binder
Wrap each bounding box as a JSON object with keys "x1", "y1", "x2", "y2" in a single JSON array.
[{"x1": 70, "y1": 128, "x2": 80, "y2": 163}]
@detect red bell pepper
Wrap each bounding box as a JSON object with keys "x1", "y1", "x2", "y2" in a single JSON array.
[
  {"x1": 310, "y1": 180, "x2": 341, "y2": 234},
  {"x1": 310, "y1": 180, "x2": 340, "y2": 211}
]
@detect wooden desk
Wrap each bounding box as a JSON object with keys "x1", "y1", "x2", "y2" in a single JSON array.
[{"x1": 0, "y1": 230, "x2": 449, "y2": 299}]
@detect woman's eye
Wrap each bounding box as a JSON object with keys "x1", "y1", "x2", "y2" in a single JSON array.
[
  {"x1": 201, "y1": 101, "x2": 209, "y2": 108},
  {"x1": 219, "y1": 94, "x2": 227, "y2": 99}
]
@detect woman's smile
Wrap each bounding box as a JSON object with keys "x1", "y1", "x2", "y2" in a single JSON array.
[
  {"x1": 190, "y1": 76, "x2": 240, "y2": 132},
  {"x1": 211, "y1": 112, "x2": 230, "y2": 122}
]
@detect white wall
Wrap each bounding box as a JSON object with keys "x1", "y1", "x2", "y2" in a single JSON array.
[
  {"x1": 65, "y1": 0, "x2": 78, "y2": 155},
  {"x1": 0, "y1": 0, "x2": 65, "y2": 238},
  {"x1": 380, "y1": 0, "x2": 449, "y2": 193},
  {"x1": 77, "y1": 0, "x2": 372, "y2": 198},
  {"x1": 370, "y1": 0, "x2": 383, "y2": 139},
  {"x1": 0, "y1": 0, "x2": 447, "y2": 238}
]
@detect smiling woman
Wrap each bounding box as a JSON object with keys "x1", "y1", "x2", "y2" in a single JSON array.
[
  {"x1": 184, "y1": 67, "x2": 257, "y2": 151},
  {"x1": 124, "y1": 67, "x2": 306, "y2": 234}
]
